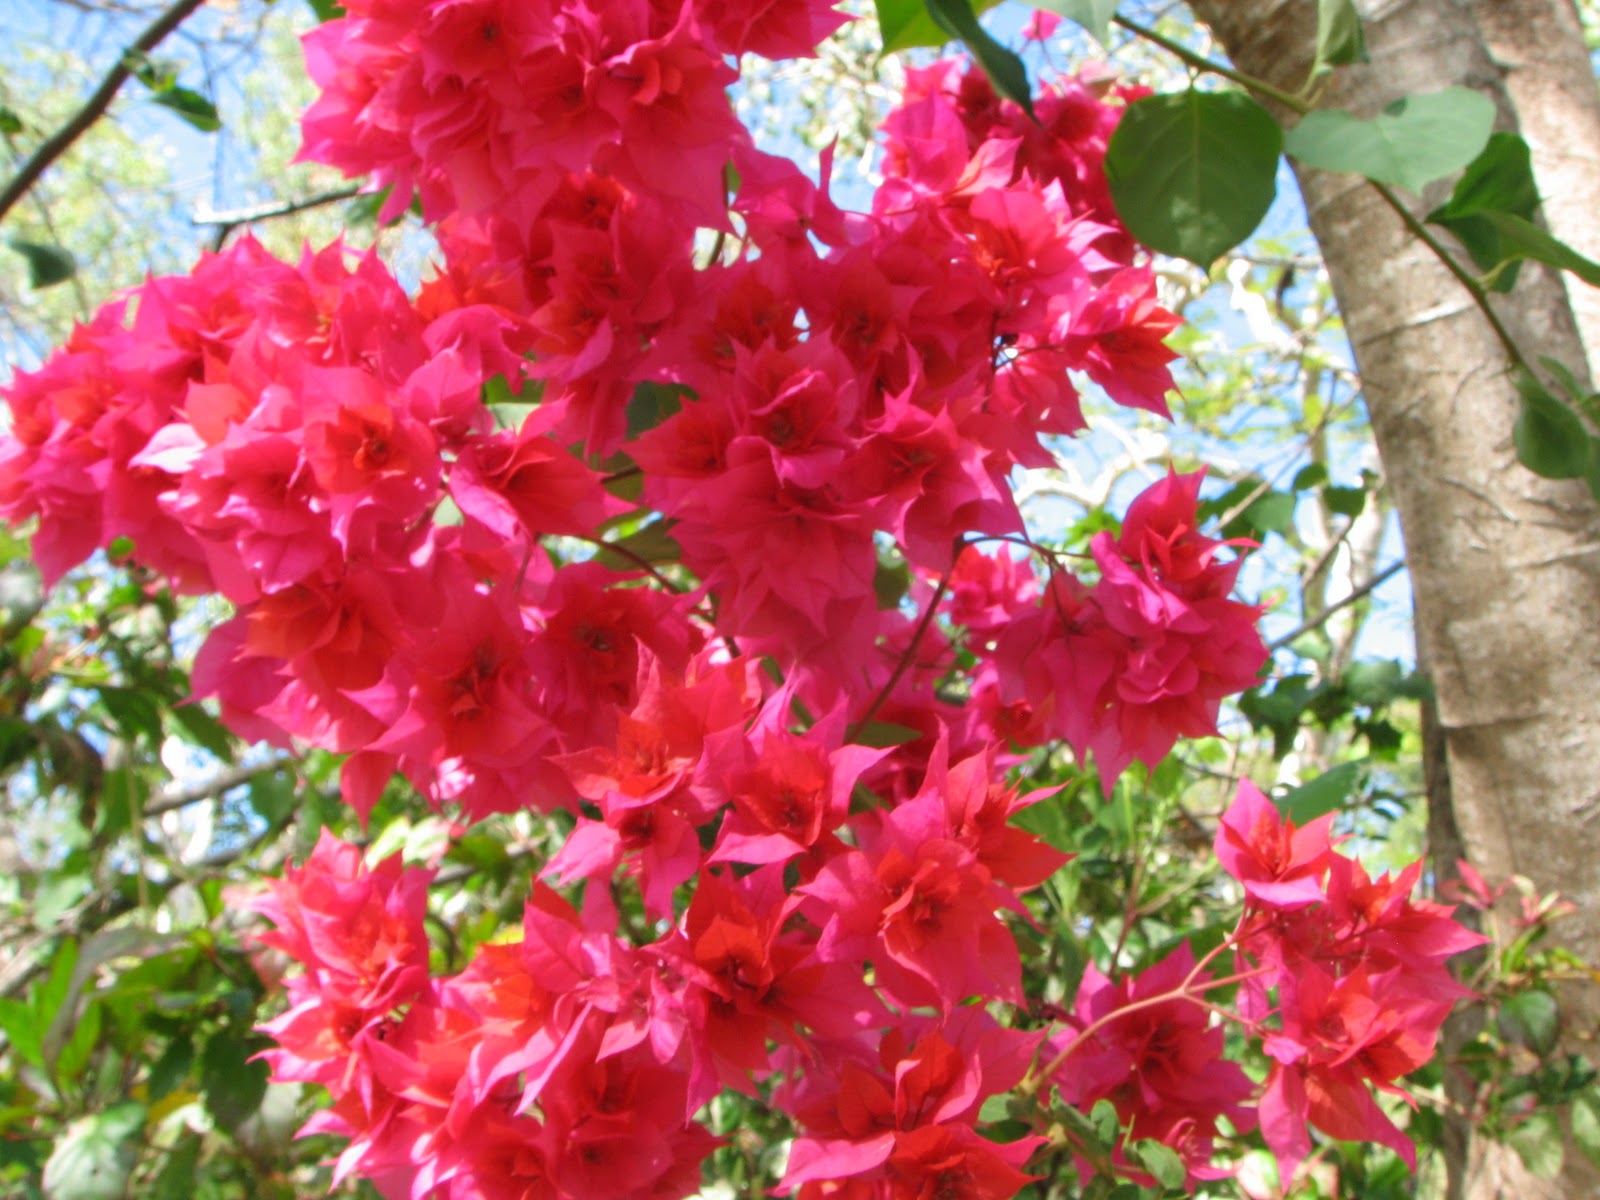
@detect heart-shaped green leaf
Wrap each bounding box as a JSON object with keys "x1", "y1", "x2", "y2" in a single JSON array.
[
  {"x1": 1284, "y1": 87, "x2": 1494, "y2": 193},
  {"x1": 1106, "y1": 89, "x2": 1282, "y2": 266}
]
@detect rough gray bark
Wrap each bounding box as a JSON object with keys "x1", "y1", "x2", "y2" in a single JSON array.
[
  {"x1": 1469, "y1": 0, "x2": 1600, "y2": 371},
  {"x1": 1183, "y1": 2, "x2": 1600, "y2": 1195}
]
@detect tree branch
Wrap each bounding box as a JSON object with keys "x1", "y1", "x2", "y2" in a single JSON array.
[
  {"x1": 0, "y1": 0, "x2": 210, "y2": 226},
  {"x1": 194, "y1": 184, "x2": 363, "y2": 252},
  {"x1": 1268, "y1": 558, "x2": 1407, "y2": 651},
  {"x1": 144, "y1": 755, "x2": 294, "y2": 818},
  {"x1": 846, "y1": 560, "x2": 953, "y2": 743}
]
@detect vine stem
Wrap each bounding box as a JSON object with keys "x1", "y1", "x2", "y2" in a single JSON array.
[
  {"x1": 1111, "y1": 14, "x2": 1307, "y2": 113},
  {"x1": 1365, "y1": 179, "x2": 1527, "y2": 369},
  {"x1": 0, "y1": 0, "x2": 210, "y2": 225}
]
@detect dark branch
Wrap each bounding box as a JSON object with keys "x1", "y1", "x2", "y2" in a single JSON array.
[{"x1": 0, "y1": 0, "x2": 210, "y2": 225}]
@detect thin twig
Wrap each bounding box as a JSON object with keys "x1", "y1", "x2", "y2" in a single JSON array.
[
  {"x1": 0, "y1": 0, "x2": 210, "y2": 225},
  {"x1": 845, "y1": 561, "x2": 954, "y2": 743},
  {"x1": 1268, "y1": 558, "x2": 1407, "y2": 651},
  {"x1": 144, "y1": 754, "x2": 295, "y2": 818},
  {"x1": 194, "y1": 184, "x2": 362, "y2": 251}
]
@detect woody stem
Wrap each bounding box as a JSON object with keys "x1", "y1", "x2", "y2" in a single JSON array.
[{"x1": 845, "y1": 552, "x2": 955, "y2": 743}]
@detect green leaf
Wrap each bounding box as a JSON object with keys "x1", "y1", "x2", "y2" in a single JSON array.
[
  {"x1": 95, "y1": 685, "x2": 164, "y2": 743},
  {"x1": 148, "y1": 1137, "x2": 202, "y2": 1200},
  {"x1": 52, "y1": 1001, "x2": 101, "y2": 1083},
  {"x1": 306, "y1": 0, "x2": 344, "y2": 19},
  {"x1": 169, "y1": 702, "x2": 235, "y2": 761},
  {"x1": 345, "y1": 185, "x2": 397, "y2": 228},
  {"x1": 151, "y1": 86, "x2": 220, "y2": 133},
  {"x1": 122, "y1": 49, "x2": 178, "y2": 92},
  {"x1": 35, "y1": 940, "x2": 79, "y2": 1030},
  {"x1": 1105, "y1": 90, "x2": 1282, "y2": 267},
  {"x1": 41, "y1": 1102, "x2": 145, "y2": 1200},
  {"x1": 1277, "y1": 760, "x2": 1363, "y2": 823},
  {"x1": 0, "y1": 997, "x2": 44, "y2": 1070},
  {"x1": 1027, "y1": 0, "x2": 1119, "y2": 47},
  {"x1": 146, "y1": 1036, "x2": 195, "y2": 1101},
  {"x1": 199, "y1": 1031, "x2": 269, "y2": 1131},
  {"x1": 1324, "y1": 484, "x2": 1366, "y2": 517},
  {"x1": 1133, "y1": 1138, "x2": 1187, "y2": 1190},
  {"x1": 1012, "y1": 793, "x2": 1073, "y2": 853},
  {"x1": 249, "y1": 768, "x2": 298, "y2": 826},
  {"x1": 873, "y1": 556, "x2": 911, "y2": 610},
  {"x1": 876, "y1": 0, "x2": 943, "y2": 50},
  {"x1": 1499, "y1": 989, "x2": 1561, "y2": 1056},
  {"x1": 1425, "y1": 132, "x2": 1538, "y2": 290},
  {"x1": 1471, "y1": 211, "x2": 1600, "y2": 288},
  {"x1": 0, "y1": 105, "x2": 22, "y2": 136},
  {"x1": 978, "y1": 1095, "x2": 1011, "y2": 1123},
  {"x1": 1089, "y1": 1097, "x2": 1120, "y2": 1148},
  {"x1": 8, "y1": 239, "x2": 76, "y2": 289},
  {"x1": 855, "y1": 721, "x2": 924, "y2": 748},
  {"x1": 1314, "y1": 0, "x2": 1365, "y2": 69},
  {"x1": 1054, "y1": 1101, "x2": 1104, "y2": 1152},
  {"x1": 924, "y1": 0, "x2": 1034, "y2": 117},
  {"x1": 600, "y1": 519, "x2": 680, "y2": 570},
  {"x1": 1343, "y1": 659, "x2": 1403, "y2": 706},
  {"x1": 625, "y1": 381, "x2": 688, "y2": 438},
  {"x1": 1360, "y1": 716, "x2": 1403, "y2": 758},
  {"x1": 1572, "y1": 1089, "x2": 1600, "y2": 1169},
  {"x1": 1509, "y1": 1108, "x2": 1565, "y2": 1178},
  {"x1": 96, "y1": 770, "x2": 145, "y2": 841},
  {"x1": 1284, "y1": 88, "x2": 1495, "y2": 193},
  {"x1": 1513, "y1": 369, "x2": 1593, "y2": 481},
  {"x1": 0, "y1": 559, "x2": 43, "y2": 638},
  {"x1": 1433, "y1": 131, "x2": 1540, "y2": 222},
  {"x1": 1291, "y1": 463, "x2": 1329, "y2": 491},
  {"x1": 876, "y1": 0, "x2": 1000, "y2": 52},
  {"x1": 1242, "y1": 490, "x2": 1297, "y2": 537},
  {"x1": 447, "y1": 830, "x2": 510, "y2": 873}
]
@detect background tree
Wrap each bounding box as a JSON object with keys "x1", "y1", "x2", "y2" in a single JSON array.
[{"x1": 1168, "y1": 3, "x2": 1600, "y2": 1195}]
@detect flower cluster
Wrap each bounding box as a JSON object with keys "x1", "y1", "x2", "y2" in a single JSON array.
[
  {"x1": 1047, "y1": 944, "x2": 1256, "y2": 1185},
  {"x1": 1218, "y1": 782, "x2": 1484, "y2": 1180},
  {"x1": 0, "y1": 0, "x2": 1480, "y2": 1197},
  {"x1": 982, "y1": 468, "x2": 1267, "y2": 782},
  {"x1": 1043, "y1": 782, "x2": 1483, "y2": 1190}
]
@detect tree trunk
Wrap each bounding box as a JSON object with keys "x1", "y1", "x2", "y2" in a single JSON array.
[
  {"x1": 1183, "y1": 1, "x2": 1600, "y2": 1195},
  {"x1": 1468, "y1": 0, "x2": 1600, "y2": 371}
]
